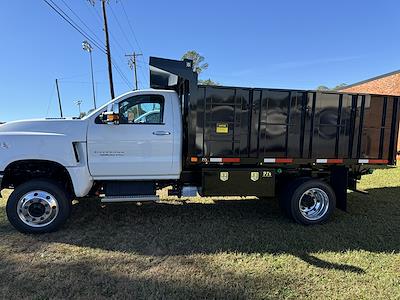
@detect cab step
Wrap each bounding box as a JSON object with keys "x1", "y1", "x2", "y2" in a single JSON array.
[{"x1": 101, "y1": 195, "x2": 159, "y2": 203}]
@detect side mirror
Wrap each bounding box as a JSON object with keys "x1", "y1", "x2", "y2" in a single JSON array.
[{"x1": 102, "y1": 103, "x2": 120, "y2": 125}]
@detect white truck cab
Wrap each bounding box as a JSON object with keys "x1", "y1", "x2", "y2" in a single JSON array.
[
  {"x1": 0, "y1": 88, "x2": 182, "y2": 233},
  {"x1": 86, "y1": 89, "x2": 182, "y2": 180}
]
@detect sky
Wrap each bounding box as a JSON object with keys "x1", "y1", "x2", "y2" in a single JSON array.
[{"x1": 1, "y1": 0, "x2": 400, "y2": 121}]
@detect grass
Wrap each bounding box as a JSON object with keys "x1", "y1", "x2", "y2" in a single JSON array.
[{"x1": 0, "y1": 168, "x2": 399, "y2": 300}]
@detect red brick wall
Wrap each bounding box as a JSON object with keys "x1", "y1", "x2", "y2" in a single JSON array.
[{"x1": 339, "y1": 73, "x2": 400, "y2": 161}]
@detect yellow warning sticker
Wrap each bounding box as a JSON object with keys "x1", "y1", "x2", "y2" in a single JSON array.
[{"x1": 216, "y1": 123, "x2": 229, "y2": 134}]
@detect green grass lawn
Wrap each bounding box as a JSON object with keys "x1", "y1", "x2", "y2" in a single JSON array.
[{"x1": 0, "y1": 168, "x2": 399, "y2": 299}]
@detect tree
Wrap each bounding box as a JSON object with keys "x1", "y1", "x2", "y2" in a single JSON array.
[
  {"x1": 182, "y1": 51, "x2": 218, "y2": 85},
  {"x1": 317, "y1": 85, "x2": 330, "y2": 91},
  {"x1": 316, "y1": 83, "x2": 347, "y2": 91},
  {"x1": 332, "y1": 83, "x2": 347, "y2": 90},
  {"x1": 199, "y1": 78, "x2": 219, "y2": 86},
  {"x1": 182, "y1": 50, "x2": 209, "y2": 74}
]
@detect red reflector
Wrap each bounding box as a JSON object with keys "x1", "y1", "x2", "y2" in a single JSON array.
[
  {"x1": 222, "y1": 158, "x2": 241, "y2": 163},
  {"x1": 327, "y1": 159, "x2": 343, "y2": 164},
  {"x1": 368, "y1": 159, "x2": 388, "y2": 164},
  {"x1": 275, "y1": 158, "x2": 293, "y2": 163}
]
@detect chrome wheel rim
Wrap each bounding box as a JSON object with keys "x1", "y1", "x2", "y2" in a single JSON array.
[
  {"x1": 17, "y1": 190, "x2": 59, "y2": 228},
  {"x1": 299, "y1": 188, "x2": 329, "y2": 221}
]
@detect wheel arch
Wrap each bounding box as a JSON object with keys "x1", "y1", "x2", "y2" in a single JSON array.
[{"x1": 2, "y1": 159, "x2": 76, "y2": 199}]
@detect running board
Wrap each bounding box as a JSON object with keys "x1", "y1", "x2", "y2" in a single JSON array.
[
  {"x1": 101, "y1": 195, "x2": 159, "y2": 203},
  {"x1": 352, "y1": 189, "x2": 369, "y2": 195}
]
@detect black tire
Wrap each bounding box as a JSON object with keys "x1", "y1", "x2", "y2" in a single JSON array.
[
  {"x1": 279, "y1": 177, "x2": 310, "y2": 217},
  {"x1": 280, "y1": 178, "x2": 336, "y2": 225},
  {"x1": 6, "y1": 179, "x2": 71, "y2": 233}
]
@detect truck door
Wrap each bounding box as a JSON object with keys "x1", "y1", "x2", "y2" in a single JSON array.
[{"x1": 87, "y1": 93, "x2": 180, "y2": 178}]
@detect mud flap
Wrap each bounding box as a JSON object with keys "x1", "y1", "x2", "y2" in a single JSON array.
[{"x1": 330, "y1": 166, "x2": 348, "y2": 211}]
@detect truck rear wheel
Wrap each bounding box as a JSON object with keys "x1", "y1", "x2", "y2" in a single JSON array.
[
  {"x1": 281, "y1": 179, "x2": 336, "y2": 225},
  {"x1": 6, "y1": 179, "x2": 71, "y2": 233}
]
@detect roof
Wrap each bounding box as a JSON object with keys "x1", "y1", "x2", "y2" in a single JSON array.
[{"x1": 338, "y1": 69, "x2": 400, "y2": 90}]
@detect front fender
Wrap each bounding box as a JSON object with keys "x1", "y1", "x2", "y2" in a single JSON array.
[
  {"x1": 0, "y1": 132, "x2": 78, "y2": 171},
  {"x1": 0, "y1": 133, "x2": 93, "y2": 198}
]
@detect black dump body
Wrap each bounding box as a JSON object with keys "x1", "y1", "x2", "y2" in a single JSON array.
[
  {"x1": 149, "y1": 57, "x2": 400, "y2": 168},
  {"x1": 196, "y1": 86, "x2": 399, "y2": 163}
]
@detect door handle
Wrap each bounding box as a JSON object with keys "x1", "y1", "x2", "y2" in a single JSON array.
[{"x1": 153, "y1": 131, "x2": 171, "y2": 136}]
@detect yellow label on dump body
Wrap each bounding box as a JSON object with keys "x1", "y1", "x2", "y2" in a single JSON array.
[{"x1": 216, "y1": 123, "x2": 229, "y2": 134}]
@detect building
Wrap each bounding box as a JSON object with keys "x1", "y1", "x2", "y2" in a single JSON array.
[
  {"x1": 338, "y1": 70, "x2": 400, "y2": 160},
  {"x1": 339, "y1": 70, "x2": 400, "y2": 96}
]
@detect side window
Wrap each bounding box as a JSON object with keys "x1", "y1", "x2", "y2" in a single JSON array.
[{"x1": 119, "y1": 95, "x2": 164, "y2": 125}]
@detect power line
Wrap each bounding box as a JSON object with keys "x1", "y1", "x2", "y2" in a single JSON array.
[
  {"x1": 132, "y1": 58, "x2": 149, "y2": 87},
  {"x1": 57, "y1": 80, "x2": 128, "y2": 84},
  {"x1": 87, "y1": 1, "x2": 103, "y2": 26},
  {"x1": 119, "y1": 1, "x2": 148, "y2": 86},
  {"x1": 120, "y1": 0, "x2": 144, "y2": 55},
  {"x1": 43, "y1": 0, "x2": 132, "y2": 92},
  {"x1": 85, "y1": 2, "x2": 128, "y2": 62},
  {"x1": 120, "y1": 0, "x2": 148, "y2": 87},
  {"x1": 125, "y1": 52, "x2": 142, "y2": 90},
  {"x1": 42, "y1": 0, "x2": 106, "y2": 54},
  {"x1": 88, "y1": 2, "x2": 128, "y2": 61},
  {"x1": 86, "y1": 1, "x2": 132, "y2": 87},
  {"x1": 112, "y1": 58, "x2": 133, "y2": 89},
  {"x1": 93, "y1": 0, "x2": 130, "y2": 93},
  {"x1": 109, "y1": 4, "x2": 135, "y2": 51},
  {"x1": 59, "y1": 0, "x2": 103, "y2": 47},
  {"x1": 57, "y1": 68, "x2": 106, "y2": 80},
  {"x1": 133, "y1": 60, "x2": 149, "y2": 88}
]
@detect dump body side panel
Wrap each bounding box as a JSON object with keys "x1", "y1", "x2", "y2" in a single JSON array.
[
  {"x1": 256, "y1": 90, "x2": 305, "y2": 159},
  {"x1": 193, "y1": 86, "x2": 399, "y2": 164},
  {"x1": 360, "y1": 95, "x2": 398, "y2": 160},
  {"x1": 149, "y1": 56, "x2": 399, "y2": 166},
  {"x1": 199, "y1": 86, "x2": 251, "y2": 157}
]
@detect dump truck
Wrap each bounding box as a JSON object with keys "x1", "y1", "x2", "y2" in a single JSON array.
[{"x1": 0, "y1": 57, "x2": 399, "y2": 233}]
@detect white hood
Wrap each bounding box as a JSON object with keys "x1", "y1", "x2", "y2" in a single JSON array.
[
  {"x1": 0, "y1": 118, "x2": 87, "y2": 141},
  {"x1": 0, "y1": 118, "x2": 89, "y2": 171}
]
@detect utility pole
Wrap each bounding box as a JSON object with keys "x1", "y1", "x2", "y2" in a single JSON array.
[
  {"x1": 55, "y1": 79, "x2": 63, "y2": 118},
  {"x1": 82, "y1": 40, "x2": 97, "y2": 109},
  {"x1": 101, "y1": 0, "x2": 115, "y2": 99},
  {"x1": 125, "y1": 52, "x2": 142, "y2": 90},
  {"x1": 75, "y1": 100, "x2": 83, "y2": 117}
]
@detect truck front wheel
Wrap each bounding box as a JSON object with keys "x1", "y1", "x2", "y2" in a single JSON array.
[
  {"x1": 6, "y1": 179, "x2": 71, "y2": 233},
  {"x1": 281, "y1": 179, "x2": 336, "y2": 225}
]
